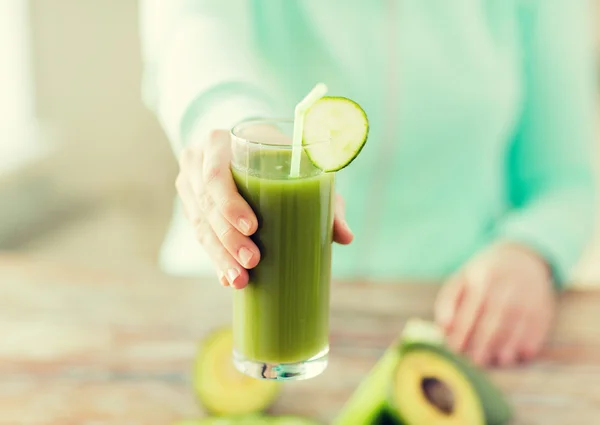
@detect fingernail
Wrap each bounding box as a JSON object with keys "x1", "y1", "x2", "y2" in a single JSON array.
[
  {"x1": 227, "y1": 268, "x2": 240, "y2": 285},
  {"x1": 239, "y1": 247, "x2": 254, "y2": 267},
  {"x1": 218, "y1": 271, "x2": 229, "y2": 287},
  {"x1": 342, "y1": 220, "x2": 353, "y2": 234},
  {"x1": 238, "y1": 218, "x2": 251, "y2": 234}
]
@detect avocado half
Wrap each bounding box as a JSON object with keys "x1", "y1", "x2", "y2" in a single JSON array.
[
  {"x1": 192, "y1": 327, "x2": 281, "y2": 416},
  {"x1": 391, "y1": 340, "x2": 513, "y2": 425},
  {"x1": 389, "y1": 343, "x2": 485, "y2": 425},
  {"x1": 332, "y1": 319, "x2": 513, "y2": 425},
  {"x1": 332, "y1": 319, "x2": 445, "y2": 425}
]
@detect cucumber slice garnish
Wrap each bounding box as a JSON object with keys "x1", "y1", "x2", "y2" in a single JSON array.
[{"x1": 302, "y1": 96, "x2": 368, "y2": 172}]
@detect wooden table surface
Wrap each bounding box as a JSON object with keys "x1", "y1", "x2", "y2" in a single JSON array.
[{"x1": 0, "y1": 255, "x2": 599, "y2": 425}]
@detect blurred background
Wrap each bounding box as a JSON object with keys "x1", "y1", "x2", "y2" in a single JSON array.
[
  {"x1": 0, "y1": 0, "x2": 177, "y2": 272},
  {"x1": 1, "y1": 0, "x2": 599, "y2": 284}
]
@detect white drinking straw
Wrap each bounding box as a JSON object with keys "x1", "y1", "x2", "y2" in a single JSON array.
[{"x1": 290, "y1": 83, "x2": 328, "y2": 177}]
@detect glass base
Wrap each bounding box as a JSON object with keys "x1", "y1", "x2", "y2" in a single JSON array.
[{"x1": 233, "y1": 347, "x2": 329, "y2": 381}]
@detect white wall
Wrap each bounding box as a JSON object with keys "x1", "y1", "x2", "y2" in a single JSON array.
[
  {"x1": 29, "y1": 0, "x2": 177, "y2": 200},
  {"x1": 0, "y1": 0, "x2": 177, "y2": 253}
]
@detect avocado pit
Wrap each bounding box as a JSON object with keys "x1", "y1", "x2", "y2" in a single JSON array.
[{"x1": 421, "y1": 377, "x2": 455, "y2": 415}]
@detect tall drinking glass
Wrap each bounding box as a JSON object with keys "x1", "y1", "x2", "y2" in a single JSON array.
[{"x1": 230, "y1": 118, "x2": 335, "y2": 381}]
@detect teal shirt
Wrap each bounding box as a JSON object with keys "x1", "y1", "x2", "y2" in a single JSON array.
[{"x1": 140, "y1": 0, "x2": 596, "y2": 286}]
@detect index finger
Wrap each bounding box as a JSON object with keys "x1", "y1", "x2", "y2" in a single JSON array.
[
  {"x1": 434, "y1": 274, "x2": 465, "y2": 332},
  {"x1": 447, "y1": 283, "x2": 487, "y2": 353},
  {"x1": 201, "y1": 130, "x2": 258, "y2": 236}
]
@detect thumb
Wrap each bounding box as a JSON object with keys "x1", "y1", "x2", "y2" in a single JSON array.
[
  {"x1": 434, "y1": 274, "x2": 465, "y2": 332},
  {"x1": 333, "y1": 194, "x2": 353, "y2": 245}
]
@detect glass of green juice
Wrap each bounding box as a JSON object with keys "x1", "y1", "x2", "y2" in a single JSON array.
[{"x1": 230, "y1": 118, "x2": 335, "y2": 381}]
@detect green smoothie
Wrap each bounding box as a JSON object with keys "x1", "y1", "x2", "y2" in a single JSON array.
[{"x1": 232, "y1": 148, "x2": 335, "y2": 364}]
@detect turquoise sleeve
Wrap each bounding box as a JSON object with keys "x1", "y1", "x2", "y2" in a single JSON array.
[
  {"x1": 138, "y1": 0, "x2": 276, "y2": 154},
  {"x1": 495, "y1": 1, "x2": 597, "y2": 288}
]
